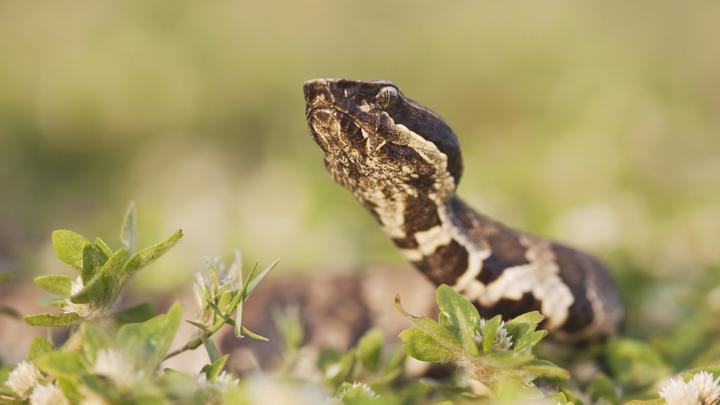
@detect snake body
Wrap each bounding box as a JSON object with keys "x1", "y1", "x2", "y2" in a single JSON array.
[{"x1": 303, "y1": 78, "x2": 623, "y2": 339}]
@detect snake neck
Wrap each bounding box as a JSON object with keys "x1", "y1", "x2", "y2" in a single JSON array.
[
  {"x1": 388, "y1": 195, "x2": 488, "y2": 289},
  {"x1": 385, "y1": 194, "x2": 622, "y2": 335}
]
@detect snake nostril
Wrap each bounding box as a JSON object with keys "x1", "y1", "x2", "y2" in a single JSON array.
[
  {"x1": 303, "y1": 79, "x2": 334, "y2": 103},
  {"x1": 303, "y1": 79, "x2": 331, "y2": 103},
  {"x1": 303, "y1": 82, "x2": 315, "y2": 102}
]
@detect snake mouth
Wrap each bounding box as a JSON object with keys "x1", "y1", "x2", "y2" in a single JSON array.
[
  {"x1": 306, "y1": 107, "x2": 340, "y2": 151},
  {"x1": 307, "y1": 107, "x2": 370, "y2": 158}
]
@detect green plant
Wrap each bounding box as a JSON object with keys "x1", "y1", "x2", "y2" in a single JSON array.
[
  {"x1": 2, "y1": 203, "x2": 720, "y2": 404},
  {"x1": 0, "y1": 203, "x2": 277, "y2": 404},
  {"x1": 395, "y1": 285, "x2": 571, "y2": 404}
]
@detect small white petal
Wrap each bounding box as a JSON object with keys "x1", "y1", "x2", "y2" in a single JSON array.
[
  {"x1": 63, "y1": 277, "x2": 94, "y2": 318},
  {"x1": 6, "y1": 361, "x2": 42, "y2": 397},
  {"x1": 689, "y1": 371, "x2": 720, "y2": 405},
  {"x1": 215, "y1": 371, "x2": 240, "y2": 388},
  {"x1": 29, "y1": 383, "x2": 69, "y2": 405},
  {"x1": 350, "y1": 382, "x2": 378, "y2": 398},
  {"x1": 659, "y1": 377, "x2": 700, "y2": 405},
  {"x1": 94, "y1": 349, "x2": 143, "y2": 387}
]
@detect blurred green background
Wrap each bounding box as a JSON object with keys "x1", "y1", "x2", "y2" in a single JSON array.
[{"x1": 1, "y1": 0, "x2": 718, "y2": 301}]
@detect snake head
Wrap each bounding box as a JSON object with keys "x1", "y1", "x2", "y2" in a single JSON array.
[{"x1": 304, "y1": 78, "x2": 463, "y2": 209}]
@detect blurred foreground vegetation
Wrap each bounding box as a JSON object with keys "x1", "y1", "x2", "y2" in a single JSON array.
[
  {"x1": 1, "y1": 0, "x2": 719, "y2": 379},
  {"x1": 1, "y1": 208, "x2": 719, "y2": 404}
]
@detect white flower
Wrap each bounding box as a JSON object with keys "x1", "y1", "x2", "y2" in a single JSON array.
[
  {"x1": 215, "y1": 371, "x2": 240, "y2": 388},
  {"x1": 29, "y1": 383, "x2": 69, "y2": 405},
  {"x1": 659, "y1": 372, "x2": 720, "y2": 405},
  {"x1": 494, "y1": 322, "x2": 513, "y2": 351},
  {"x1": 93, "y1": 349, "x2": 143, "y2": 387},
  {"x1": 195, "y1": 371, "x2": 240, "y2": 390},
  {"x1": 349, "y1": 382, "x2": 378, "y2": 399},
  {"x1": 193, "y1": 272, "x2": 209, "y2": 309},
  {"x1": 691, "y1": 372, "x2": 720, "y2": 405},
  {"x1": 474, "y1": 319, "x2": 513, "y2": 352},
  {"x1": 193, "y1": 251, "x2": 243, "y2": 318},
  {"x1": 63, "y1": 277, "x2": 93, "y2": 318},
  {"x1": 6, "y1": 360, "x2": 42, "y2": 397}
]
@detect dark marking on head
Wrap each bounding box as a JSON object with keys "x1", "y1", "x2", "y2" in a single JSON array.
[
  {"x1": 413, "y1": 240, "x2": 468, "y2": 285},
  {"x1": 339, "y1": 113, "x2": 367, "y2": 151},
  {"x1": 304, "y1": 79, "x2": 463, "y2": 211},
  {"x1": 390, "y1": 100, "x2": 463, "y2": 183}
]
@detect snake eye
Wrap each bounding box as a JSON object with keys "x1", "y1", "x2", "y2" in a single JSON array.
[{"x1": 375, "y1": 86, "x2": 399, "y2": 109}]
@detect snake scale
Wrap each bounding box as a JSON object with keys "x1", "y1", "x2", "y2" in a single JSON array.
[{"x1": 303, "y1": 78, "x2": 624, "y2": 340}]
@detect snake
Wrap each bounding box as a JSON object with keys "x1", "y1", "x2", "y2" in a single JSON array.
[{"x1": 303, "y1": 78, "x2": 624, "y2": 340}]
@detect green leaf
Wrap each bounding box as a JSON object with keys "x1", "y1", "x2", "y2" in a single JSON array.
[
  {"x1": 80, "y1": 374, "x2": 121, "y2": 402},
  {"x1": 0, "y1": 367, "x2": 11, "y2": 395},
  {"x1": 373, "y1": 347, "x2": 406, "y2": 386},
  {"x1": 28, "y1": 336, "x2": 54, "y2": 360},
  {"x1": 81, "y1": 244, "x2": 107, "y2": 285},
  {"x1": 0, "y1": 272, "x2": 13, "y2": 283},
  {"x1": 435, "y1": 284, "x2": 481, "y2": 356},
  {"x1": 272, "y1": 306, "x2": 303, "y2": 354},
  {"x1": 233, "y1": 260, "x2": 260, "y2": 337},
  {"x1": 515, "y1": 330, "x2": 547, "y2": 352},
  {"x1": 204, "y1": 354, "x2": 229, "y2": 382},
  {"x1": 337, "y1": 381, "x2": 377, "y2": 403},
  {"x1": 589, "y1": 373, "x2": 619, "y2": 402},
  {"x1": 522, "y1": 359, "x2": 570, "y2": 380},
  {"x1": 52, "y1": 230, "x2": 90, "y2": 270},
  {"x1": 203, "y1": 338, "x2": 221, "y2": 363},
  {"x1": 35, "y1": 352, "x2": 88, "y2": 377},
  {"x1": 245, "y1": 258, "x2": 279, "y2": 296},
  {"x1": 94, "y1": 237, "x2": 113, "y2": 257},
  {"x1": 36, "y1": 295, "x2": 66, "y2": 307},
  {"x1": 509, "y1": 311, "x2": 545, "y2": 325},
  {"x1": 158, "y1": 370, "x2": 205, "y2": 403},
  {"x1": 123, "y1": 230, "x2": 183, "y2": 274},
  {"x1": 112, "y1": 302, "x2": 156, "y2": 324},
  {"x1": 399, "y1": 327, "x2": 456, "y2": 363},
  {"x1": 317, "y1": 347, "x2": 343, "y2": 372},
  {"x1": 116, "y1": 303, "x2": 182, "y2": 371},
  {"x1": 481, "y1": 315, "x2": 502, "y2": 353},
  {"x1": 505, "y1": 311, "x2": 545, "y2": 351},
  {"x1": 57, "y1": 376, "x2": 84, "y2": 404},
  {"x1": 325, "y1": 351, "x2": 355, "y2": 386},
  {"x1": 552, "y1": 392, "x2": 571, "y2": 405},
  {"x1": 357, "y1": 328, "x2": 383, "y2": 372},
  {"x1": 121, "y1": 201, "x2": 137, "y2": 255},
  {"x1": 234, "y1": 290, "x2": 244, "y2": 338},
  {"x1": 24, "y1": 312, "x2": 81, "y2": 327},
  {"x1": 34, "y1": 275, "x2": 72, "y2": 295},
  {"x1": 186, "y1": 320, "x2": 210, "y2": 332},
  {"x1": 480, "y1": 351, "x2": 535, "y2": 368},
  {"x1": 81, "y1": 323, "x2": 113, "y2": 363},
  {"x1": 395, "y1": 295, "x2": 462, "y2": 355},
  {"x1": 71, "y1": 248, "x2": 129, "y2": 305},
  {"x1": 606, "y1": 338, "x2": 670, "y2": 388},
  {"x1": 682, "y1": 365, "x2": 720, "y2": 378},
  {"x1": 240, "y1": 325, "x2": 269, "y2": 341}
]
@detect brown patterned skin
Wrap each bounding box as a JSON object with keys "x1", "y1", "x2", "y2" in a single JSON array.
[{"x1": 304, "y1": 78, "x2": 623, "y2": 339}]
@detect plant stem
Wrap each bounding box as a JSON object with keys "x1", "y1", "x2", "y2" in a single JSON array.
[{"x1": 163, "y1": 316, "x2": 227, "y2": 361}]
